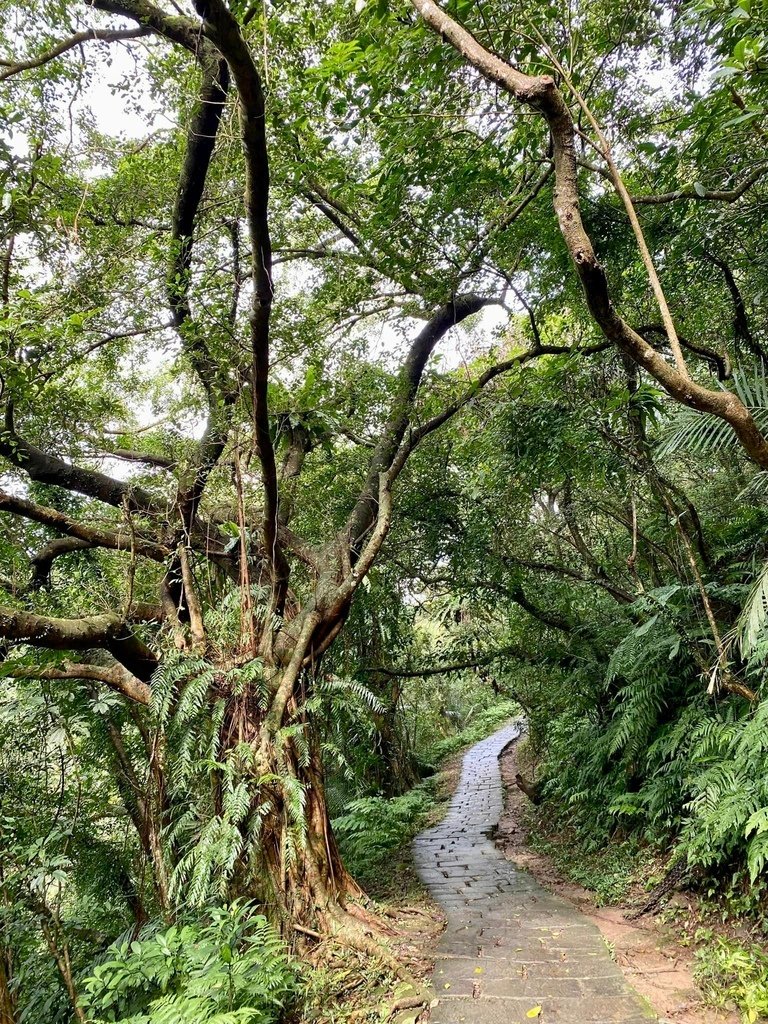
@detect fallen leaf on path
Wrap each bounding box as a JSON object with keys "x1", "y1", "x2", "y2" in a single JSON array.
[{"x1": 526, "y1": 1006, "x2": 542, "y2": 1018}]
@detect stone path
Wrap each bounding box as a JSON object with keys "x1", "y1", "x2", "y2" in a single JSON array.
[{"x1": 413, "y1": 722, "x2": 656, "y2": 1024}]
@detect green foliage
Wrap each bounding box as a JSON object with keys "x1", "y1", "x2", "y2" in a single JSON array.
[
  {"x1": 694, "y1": 936, "x2": 768, "y2": 1024},
  {"x1": 658, "y1": 365, "x2": 768, "y2": 459},
  {"x1": 80, "y1": 903, "x2": 298, "y2": 1024},
  {"x1": 421, "y1": 700, "x2": 520, "y2": 766},
  {"x1": 6, "y1": 0, "x2": 768, "y2": 1018},
  {"x1": 526, "y1": 822, "x2": 643, "y2": 905},
  {"x1": 332, "y1": 789, "x2": 433, "y2": 878}
]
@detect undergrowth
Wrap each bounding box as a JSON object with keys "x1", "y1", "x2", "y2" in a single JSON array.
[
  {"x1": 524, "y1": 812, "x2": 645, "y2": 905},
  {"x1": 332, "y1": 788, "x2": 434, "y2": 886},
  {"x1": 80, "y1": 902, "x2": 298, "y2": 1024},
  {"x1": 694, "y1": 935, "x2": 768, "y2": 1024}
]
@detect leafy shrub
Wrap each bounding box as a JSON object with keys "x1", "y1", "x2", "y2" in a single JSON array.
[
  {"x1": 524, "y1": 585, "x2": 768, "y2": 912},
  {"x1": 332, "y1": 789, "x2": 433, "y2": 877},
  {"x1": 695, "y1": 936, "x2": 768, "y2": 1023},
  {"x1": 80, "y1": 902, "x2": 298, "y2": 1024}
]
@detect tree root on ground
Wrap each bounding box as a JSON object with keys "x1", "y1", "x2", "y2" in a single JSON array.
[{"x1": 317, "y1": 907, "x2": 432, "y2": 1009}]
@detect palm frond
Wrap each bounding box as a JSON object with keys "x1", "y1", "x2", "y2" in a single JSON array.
[
  {"x1": 657, "y1": 364, "x2": 768, "y2": 458},
  {"x1": 737, "y1": 559, "x2": 768, "y2": 658}
]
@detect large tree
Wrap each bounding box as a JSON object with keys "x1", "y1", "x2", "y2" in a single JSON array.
[
  {"x1": 2, "y1": 0, "x2": 768, "y2": 960},
  {"x1": 0, "y1": 0, "x2": 571, "y2": 944}
]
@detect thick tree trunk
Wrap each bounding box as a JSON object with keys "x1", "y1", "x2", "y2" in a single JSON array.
[
  {"x1": 243, "y1": 727, "x2": 368, "y2": 935},
  {"x1": 0, "y1": 945, "x2": 16, "y2": 1024}
]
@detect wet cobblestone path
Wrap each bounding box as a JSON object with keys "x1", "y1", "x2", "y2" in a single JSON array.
[{"x1": 413, "y1": 723, "x2": 656, "y2": 1024}]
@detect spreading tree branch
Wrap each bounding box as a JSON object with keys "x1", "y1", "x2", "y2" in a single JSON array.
[
  {"x1": 0, "y1": 606, "x2": 157, "y2": 680},
  {"x1": 410, "y1": 0, "x2": 768, "y2": 469},
  {"x1": 0, "y1": 489, "x2": 169, "y2": 561},
  {"x1": 346, "y1": 295, "x2": 489, "y2": 549},
  {"x1": 4, "y1": 659, "x2": 150, "y2": 704},
  {"x1": 636, "y1": 324, "x2": 730, "y2": 381},
  {"x1": 0, "y1": 26, "x2": 150, "y2": 82},
  {"x1": 0, "y1": 407, "x2": 161, "y2": 514},
  {"x1": 577, "y1": 157, "x2": 768, "y2": 205}
]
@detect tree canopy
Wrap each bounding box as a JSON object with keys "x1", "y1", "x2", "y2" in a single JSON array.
[{"x1": 3, "y1": 0, "x2": 768, "y2": 1019}]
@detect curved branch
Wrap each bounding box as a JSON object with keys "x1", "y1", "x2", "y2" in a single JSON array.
[
  {"x1": 577, "y1": 157, "x2": 768, "y2": 205},
  {"x1": 4, "y1": 659, "x2": 150, "y2": 704},
  {"x1": 88, "y1": 1, "x2": 203, "y2": 53},
  {"x1": 701, "y1": 250, "x2": 763, "y2": 360},
  {"x1": 193, "y1": 1, "x2": 282, "y2": 582},
  {"x1": 100, "y1": 448, "x2": 178, "y2": 470},
  {"x1": 332, "y1": 474, "x2": 393, "y2": 618},
  {"x1": 636, "y1": 324, "x2": 731, "y2": 381},
  {"x1": 0, "y1": 409, "x2": 160, "y2": 514},
  {"x1": 389, "y1": 338, "x2": 613, "y2": 478},
  {"x1": 504, "y1": 581, "x2": 574, "y2": 632},
  {"x1": 346, "y1": 294, "x2": 489, "y2": 547},
  {"x1": 167, "y1": 45, "x2": 229, "y2": 373},
  {"x1": 362, "y1": 642, "x2": 538, "y2": 678},
  {"x1": 0, "y1": 606, "x2": 157, "y2": 680},
  {"x1": 503, "y1": 554, "x2": 634, "y2": 604},
  {"x1": 0, "y1": 489, "x2": 169, "y2": 561},
  {"x1": 30, "y1": 537, "x2": 95, "y2": 589},
  {"x1": 0, "y1": 26, "x2": 150, "y2": 82},
  {"x1": 410, "y1": 0, "x2": 768, "y2": 469}
]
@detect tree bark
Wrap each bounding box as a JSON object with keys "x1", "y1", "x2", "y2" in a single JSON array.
[{"x1": 409, "y1": 0, "x2": 768, "y2": 469}]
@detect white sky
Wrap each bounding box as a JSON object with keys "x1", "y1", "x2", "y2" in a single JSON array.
[{"x1": 72, "y1": 38, "x2": 512, "y2": 377}]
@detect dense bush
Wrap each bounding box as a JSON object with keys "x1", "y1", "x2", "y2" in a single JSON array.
[
  {"x1": 80, "y1": 903, "x2": 298, "y2": 1024},
  {"x1": 332, "y1": 789, "x2": 434, "y2": 878}
]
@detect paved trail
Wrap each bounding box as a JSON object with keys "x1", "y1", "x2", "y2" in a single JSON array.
[{"x1": 413, "y1": 723, "x2": 656, "y2": 1024}]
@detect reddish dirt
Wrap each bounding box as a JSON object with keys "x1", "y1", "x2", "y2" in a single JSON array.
[{"x1": 496, "y1": 742, "x2": 739, "y2": 1024}]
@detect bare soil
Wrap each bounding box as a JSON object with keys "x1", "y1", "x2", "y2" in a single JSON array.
[{"x1": 496, "y1": 741, "x2": 739, "y2": 1024}]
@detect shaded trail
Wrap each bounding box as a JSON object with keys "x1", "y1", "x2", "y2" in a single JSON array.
[{"x1": 413, "y1": 723, "x2": 656, "y2": 1024}]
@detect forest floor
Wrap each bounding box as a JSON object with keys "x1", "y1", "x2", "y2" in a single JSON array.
[
  {"x1": 364, "y1": 753, "x2": 467, "y2": 978},
  {"x1": 496, "y1": 741, "x2": 740, "y2": 1024}
]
